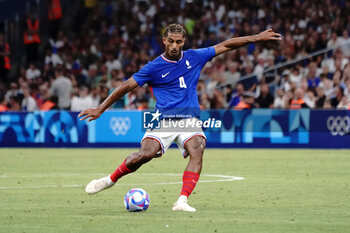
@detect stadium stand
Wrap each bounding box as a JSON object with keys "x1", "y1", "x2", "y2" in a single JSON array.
[{"x1": 0, "y1": 0, "x2": 350, "y2": 111}]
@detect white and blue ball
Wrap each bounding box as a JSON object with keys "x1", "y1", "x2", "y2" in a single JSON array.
[{"x1": 124, "y1": 188, "x2": 150, "y2": 212}]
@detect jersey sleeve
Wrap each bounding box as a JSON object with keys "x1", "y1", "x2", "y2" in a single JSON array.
[
  {"x1": 132, "y1": 62, "x2": 153, "y2": 86},
  {"x1": 193, "y1": 47, "x2": 216, "y2": 65}
]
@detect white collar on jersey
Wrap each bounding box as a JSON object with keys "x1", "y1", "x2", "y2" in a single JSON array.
[{"x1": 161, "y1": 51, "x2": 184, "y2": 63}]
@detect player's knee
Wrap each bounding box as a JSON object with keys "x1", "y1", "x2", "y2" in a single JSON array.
[{"x1": 190, "y1": 137, "x2": 206, "y2": 154}]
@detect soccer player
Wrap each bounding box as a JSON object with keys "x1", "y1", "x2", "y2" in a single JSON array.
[{"x1": 79, "y1": 24, "x2": 281, "y2": 212}]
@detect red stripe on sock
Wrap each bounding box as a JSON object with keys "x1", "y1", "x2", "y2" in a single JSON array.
[
  {"x1": 110, "y1": 160, "x2": 132, "y2": 183},
  {"x1": 180, "y1": 171, "x2": 200, "y2": 197},
  {"x1": 181, "y1": 189, "x2": 191, "y2": 195},
  {"x1": 183, "y1": 175, "x2": 199, "y2": 179},
  {"x1": 182, "y1": 186, "x2": 194, "y2": 193}
]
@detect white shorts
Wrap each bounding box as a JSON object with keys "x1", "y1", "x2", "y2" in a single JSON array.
[{"x1": 141, "y1": 118, "x2": 206, "y2": 158}]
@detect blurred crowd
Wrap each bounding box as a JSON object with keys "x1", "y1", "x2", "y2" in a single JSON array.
[{"x1": 1, "y1": 0, "x2": 350, "y2": 112}]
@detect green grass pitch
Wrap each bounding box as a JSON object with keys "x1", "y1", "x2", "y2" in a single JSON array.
[{"x1": 0, "y1": 148, "x2": 349, "y2": 233}]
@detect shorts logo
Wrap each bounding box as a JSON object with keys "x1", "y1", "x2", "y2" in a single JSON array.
[
  {"x1": 143, "y1": 110, "x2": 162, "y2": 129},
  {"x1": 327, "y1": 116, "x2": 350, "y2": 136},
  {"x1": 110, "y1": 117, "x2": 131, "y2": 135}
]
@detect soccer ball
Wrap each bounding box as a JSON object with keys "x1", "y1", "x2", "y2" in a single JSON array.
[{"x1": 124, "y1": 188, "x2": 150, "y2": 212}]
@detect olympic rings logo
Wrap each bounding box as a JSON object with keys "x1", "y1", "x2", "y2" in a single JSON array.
[
  {"x1": 110, "y1": 117, "x2": 131, "y2": 135},
  {"x1": 326, "y1": 116, "x2": 350, "y2": 136}
]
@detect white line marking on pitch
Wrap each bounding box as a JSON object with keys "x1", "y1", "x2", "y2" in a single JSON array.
[{"x1": 0, "y1": 173, "x2": 244, "y2": 190}]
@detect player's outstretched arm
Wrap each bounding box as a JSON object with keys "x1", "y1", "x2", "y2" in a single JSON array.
[
  {"x1": 78, "y1": 77, "x2": 139, "y2": 122},
  {"x1": 213, "y1": 29, "x2": 282, "y2": 56}
]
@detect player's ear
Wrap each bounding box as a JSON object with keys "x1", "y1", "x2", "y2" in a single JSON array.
[{"x1": 162, "y1": 36, "x2": 167, "y2": 45}]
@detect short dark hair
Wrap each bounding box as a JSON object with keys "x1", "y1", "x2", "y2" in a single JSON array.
[
  {"x1": 54, "y1": 66, "x2": 63, "y2": 74},
  {"x1": 163, "y1": 24, "x2": 186, "y2": 38}
]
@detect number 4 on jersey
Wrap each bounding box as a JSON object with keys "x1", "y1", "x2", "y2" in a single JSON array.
[{"x1": 179, "y1": 76, "x2": 187, "y2": 88}]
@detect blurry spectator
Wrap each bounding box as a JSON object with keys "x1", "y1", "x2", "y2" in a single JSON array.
[
  {"x1": 256, "y1": 83, "x2": 274, "y2": 108},
  {"x1": 343, "y1": 64, "x2": 350, "y2": 81},
  {"x1": 254, "y1": 54, "x2": 265, "y2": 81},
  {"x1": 344, "y1": 77, "x2": 350, "y2": 99},
  {"x1": 320, "y1": 66, "x2": 332, "y2": 80},
  {"x1": 0, "y1": 33, "x2": 11, "y2": 82},
  {"x1": 332, "y1": 70, "x2": 345, "y2": 90},
  {"x1": 49, "y1": 31, "x2": 66, "y2": 53},
  {"x1": 327, "y1": 31, "x2": 341, "y2": 49},
  {"x1": 330, "y1": 86, "x2": 344, "y2": 108},
  {"x1": 5, "y1": 82, "x2": 19, "y2": 102},
  {"x1": 110, "y1": 69, "x2": 122, "y2": 81},
  {"x1": 334, "y1": 50, "x2": 349, "y2": 70},
  {"x1": 289, "y1": 67, "x2": 303, "y2": 84},
  {"x1": 280, "y1": 70, "x2": 292, "y2": 92},
  {"x1": 29, "y1": 83, "x2": 41, "y2": 104},
  {"x1": 321, "y1": 55, "x2": 336, "y2": 74},
  {"x1": 224, "y1": 61, "x2": 240, "y2": 88},
  {"x1": 222, "y1": 85, "x2": 232, "y2": 106},
  {"x1": 24, "y1": 14, "x2": 40, "y2": 64},
  {"x1": 316, "y1": 32, "x2": 328, "y2": 51},
  {"x1": 42, "y1": 63, "x2": 54, "y2": 82},
  {"x1": 148, "y1": 91, "x2": 156, "y2": 109},
  {"x1": 86, "y1": 64, "x2": 99, "y2": 87},
  {"x1": 204, "y1": 66, "x2": 217, "y2": 98},
  {"x1": 44, "y1": 49, "x2": 63, "y2": 67},
  {"x1": 124, "y1": 88, "x2": 137, "y2": 110},
  {"x1": 48, "y1": 0, "x2": 62, "y2": 40},
  {"x1": 307, "y1": 62, "x2": 321, "y2": 89},
  {"x1": 234, "y1": 92, "x2": 256, "y2": 110},
  {"x1": 94, "y1": 65, "x2": 110, "y2": 88},
  {"x1": 304, "y1": 89, "x2": 316, "y2": 108},
  {"x1": 50, "y1": 67, "x2": 72, "y2": 110},
  {"x1": 90, "y1": 86, "x2": 100, "y2": 107},
  {"x1": 135, "y1": 90, "x2": 149, "y2": 111},
  {"x1": 336, "y1": 96, "x2": 350, "y2": 109},
  {"x1": 201, "y1": 32, "x2": 218, "y2": 48},
  {"x1": 21, "y1": 84, "x2": 38, "y2": 111},
  {"x1": 40, "y1": 97, "x2": 57, "y2": 111},
  {"x1": 199, "y1": 93, "x2": 210, "y2": 110},
  {"x1": 290, "y1": 88, "x2": 308, "y2": 109},
  {"x1": 26, "y1": 63, "x2": 41, "y2": 81},
  {"x1": 105, "y1": 52, "x2": 122, "y2": 74},
  {"x1": 339, "y1": 29, "x2": 350, "y2": 57},
  {"x1": 70, "y1": 86, "x2": 95, "y2": 111},
  {"x1": 321, "y1": 77, "x2": 334, "y2": 98},
  {"x1": 239, "y1": 62, "x2": 258, "y2": 92},
  {"x1": 263, "y1": 55, "x2": 276, "y2": 84},
  {"x1": 300, "y1": 78, "x2": 309, "y2": 92},
  {"x1": 228, "y1": 83, "x2": 244, "y2": 108},
  {"x1": 38, "y1": 83, "x2": 56, "y2": 111},
  {"x1": 211, "y1": 89, "x2": 226, "y2": 109},
  {"x1": 323, "y1": 99, "x2": 333, "y2": 109},
  {"x1": 197, "y1": 79, "x2": 208, "y2": 109},
  {"x1": 134, "y1": 87, "x2": 149, "y2": 110},
  {"x1": 9, "y1": 95, "x2": 22, "y2": 111},
  {"x1": 0, "y1": 94, "x2": 9, "y2": 112},
  {"x1": 273, "y1": 88, "x2": 286, "y2": 108},
  {"x1": 305, "y1": 37, "x2": 317, "y2": 53},
  {"x1": 315, "y1": 86, "x2": 326, "y2": 108}
]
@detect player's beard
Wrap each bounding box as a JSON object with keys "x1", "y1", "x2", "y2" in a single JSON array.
[{"x1": 168, "y1": 49, "x2": 181, "y2": 60}]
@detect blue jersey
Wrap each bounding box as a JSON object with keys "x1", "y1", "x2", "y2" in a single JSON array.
[{"x1": 132, "y1": 47, "x2": 216, "y2": 118}]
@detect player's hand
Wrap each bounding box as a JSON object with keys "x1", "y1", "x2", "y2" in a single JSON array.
[
  {"x1": 256, "y1": 29, "x2": 282, "y2": 42},
  {"x1": 78, "y1": 107, "x2": 103, "y2": 122}
]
